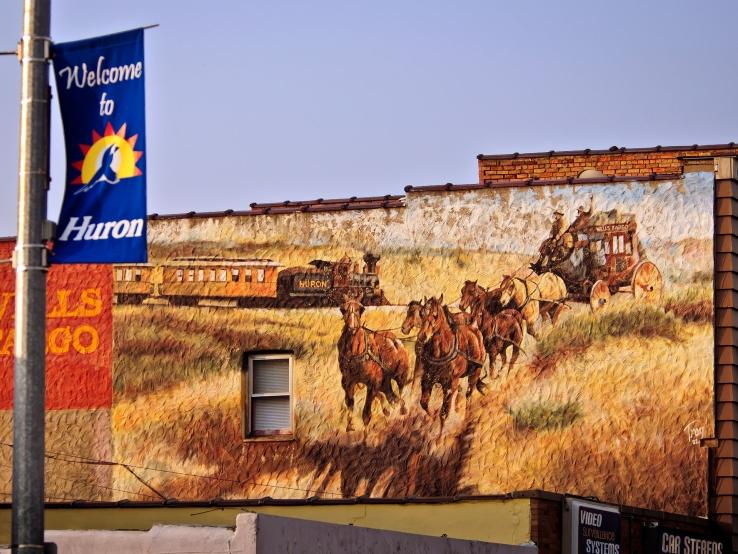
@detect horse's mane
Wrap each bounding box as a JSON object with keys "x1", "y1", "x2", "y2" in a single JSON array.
[
  {"x1": 441, "y1": 304, "x2": 458, "y2": 329},
  {"x1": 483, "y1": 287, "x2": 502, "y2": 313}
]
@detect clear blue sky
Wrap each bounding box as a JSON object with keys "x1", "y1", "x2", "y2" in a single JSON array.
[{"x1": 1, "y1": 0, "x2": 736, "y2": 236}]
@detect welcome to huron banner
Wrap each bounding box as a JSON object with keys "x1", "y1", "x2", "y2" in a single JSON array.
[{"x1": 52, "y1": 29, "x2": 147, "y2": 263}]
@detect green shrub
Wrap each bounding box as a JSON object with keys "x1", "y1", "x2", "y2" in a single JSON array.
[{"x1": 510, "y1": 399, "x2": 582, "y2": 431}]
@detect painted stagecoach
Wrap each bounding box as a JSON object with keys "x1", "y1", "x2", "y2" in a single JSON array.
[{"x1": 537, "y1": 208, "x2": 663, "y2": 311}]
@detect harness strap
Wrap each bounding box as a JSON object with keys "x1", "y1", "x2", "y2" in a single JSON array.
[
  {"x1": 339, "y1": 328, "x2": 395, "y2": 373},
  {"x1": 422, "y1": 331, "x2": 484, "y2": 367}
]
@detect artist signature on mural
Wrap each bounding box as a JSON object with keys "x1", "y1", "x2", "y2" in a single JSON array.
[{"x1": 683, "y1": 420, "x2": 707, "y2": 445}]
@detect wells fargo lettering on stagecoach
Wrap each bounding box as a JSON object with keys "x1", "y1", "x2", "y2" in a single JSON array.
[{"x1": 593, "y1": 223, "x2": 632, "y2": 233}]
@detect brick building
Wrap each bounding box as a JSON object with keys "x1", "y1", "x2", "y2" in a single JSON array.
[{"x1": 477, "y1": 143, "x2": 738, "y2": 182}]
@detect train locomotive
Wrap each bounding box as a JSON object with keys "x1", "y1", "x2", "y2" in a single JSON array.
[
  {"x1": 114, "y1": 252, "x2": 390, "y2": 307},
  {"x1": 277, "y1": 253, "x2": 388, "y2": 306}
]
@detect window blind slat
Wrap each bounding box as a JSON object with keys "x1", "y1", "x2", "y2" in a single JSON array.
[
  {"x1": 253, "y1": 359, "x2": 289, "y2": 394},
  {"x1": 252, "y1": 397, "x2": 290, "y2": 431}
]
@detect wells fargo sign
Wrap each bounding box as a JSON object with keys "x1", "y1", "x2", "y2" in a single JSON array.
[{"x1": 0, "y1": 241, "x2": 112, "y2": 409}]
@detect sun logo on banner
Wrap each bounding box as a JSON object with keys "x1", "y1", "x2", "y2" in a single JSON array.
[{"x1": 71, "y1": 122, "x2": 143, "y2": 194}]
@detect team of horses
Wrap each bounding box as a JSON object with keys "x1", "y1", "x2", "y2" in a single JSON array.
[{"x1": 336, "y1": 270, "x2": 568, "y2": 431}]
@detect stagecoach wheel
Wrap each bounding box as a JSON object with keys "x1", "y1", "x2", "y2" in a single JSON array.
[
  {"x1": 631, "y1": 261, "x2": 663, "y2": 304},
  {"x1": 589, "y1": 280, "x2": 611, "y2": 312}
]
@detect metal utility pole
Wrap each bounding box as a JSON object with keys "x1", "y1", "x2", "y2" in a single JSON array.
[{"x1": 12, "y1": 0, "x2": 51, "y2": 552}]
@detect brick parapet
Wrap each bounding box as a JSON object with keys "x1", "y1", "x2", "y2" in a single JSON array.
[{"x1": 478, "y1": 145, "x2": 738, "y2": 183}]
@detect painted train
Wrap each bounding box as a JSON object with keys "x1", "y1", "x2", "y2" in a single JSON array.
[{"x1": 113, "y1": 253, "x2": 390, "y2": 307}]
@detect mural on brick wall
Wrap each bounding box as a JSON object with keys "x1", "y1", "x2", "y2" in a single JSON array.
[{"x1": 0, "y1": 173, "x2": 715, "y2": 515}]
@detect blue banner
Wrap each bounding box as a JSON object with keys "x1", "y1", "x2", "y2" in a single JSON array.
[{"x1": 52, "y1": 29, "x2": 147, "y2": 263}]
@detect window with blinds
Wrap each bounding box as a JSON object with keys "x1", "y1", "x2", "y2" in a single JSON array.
[{"x1": 247, "y1": 354, "x2": 292, "y2": 437}]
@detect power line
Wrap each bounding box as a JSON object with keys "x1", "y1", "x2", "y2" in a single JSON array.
[
  {"x1": 0, "y1": 442, "x2": 343, "y2": 499},
  {"x1": 42, "y1": 444, "x2": 344, "y2": 497},
  {"x1": 0, "y1": 489, "x2": 83, "y2": 503},
  {"x1": 0, "y1": 462, "x2": 160, "y2": 501}
]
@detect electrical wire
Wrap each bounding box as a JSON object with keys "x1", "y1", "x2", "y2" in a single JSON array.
[
  {"x1": 0, "y1": 442, "x2": 343, "y2": 499},
  {"x1": 0, "y1": 489, "x2": 83, "y2": 502},
  {"x1": 0, "y1": 462, "x2": 159, "y2": 501}
]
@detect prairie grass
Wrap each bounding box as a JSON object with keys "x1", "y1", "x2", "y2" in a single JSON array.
[
  {"x1": 664, "y1": 286, "x2": 713, "y2": 323},
  {"x1": 535, "y1": 305, "x2": 682, "y2": 362}
]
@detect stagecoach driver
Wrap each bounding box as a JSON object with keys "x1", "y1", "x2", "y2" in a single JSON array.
[{"x1": 533, "y1": 208, "x2": 568, "y2": 271}]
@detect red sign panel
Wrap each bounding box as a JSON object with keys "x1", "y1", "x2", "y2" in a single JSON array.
[{"x1": 0, "y1": 241, "x2": 112, "y2": 410}]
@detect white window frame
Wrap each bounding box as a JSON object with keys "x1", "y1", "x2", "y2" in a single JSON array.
[{"x1": 245, "y1": 353, "x2": 293, "y2": 438}]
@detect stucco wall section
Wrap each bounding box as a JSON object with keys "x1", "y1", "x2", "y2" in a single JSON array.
[{"x1": 0, "y1": 409, "x2": 112, "y2": 502}]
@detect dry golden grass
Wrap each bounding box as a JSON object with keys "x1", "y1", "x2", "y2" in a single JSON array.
[
  {"x1": 663, "y1": 285, "x2": 713, "y2": 323},
  {"x1": 461, "y1": 321, "x2": 711, "y2": 515},
  {"x1": 106, "y1": 249, "x2": 713, "y2": 516}
]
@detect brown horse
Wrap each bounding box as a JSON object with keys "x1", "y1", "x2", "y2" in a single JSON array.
[
  {"x1": 417, "y1": 295, "x2": 485, "y2": 428},
  {"x1": 459, "y1": 280, "x2": 486, "y2": 312},
  {"x1": 468, "y1": 294, "x2": 525, "y2": 377},
  {"x1": 402, "y1": 299, "x2": 475, "y2": 385},
  {"x1": 337, "y1": 295, "x2": 410, "y2": 432},
  {"x1": 401, "y1": 300, "x2": 426, "y2": 386},
  {"x1": 460, "y1": 280, "x2": 506, "y2": 315}
]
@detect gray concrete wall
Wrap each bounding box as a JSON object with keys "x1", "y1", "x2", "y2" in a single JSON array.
[
  {"x1": 1, "y1": 513, "x2": 537, "y2": 553},
  {"x1": 251, "y1": 513, "x2": 536, "y2": 554}
]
